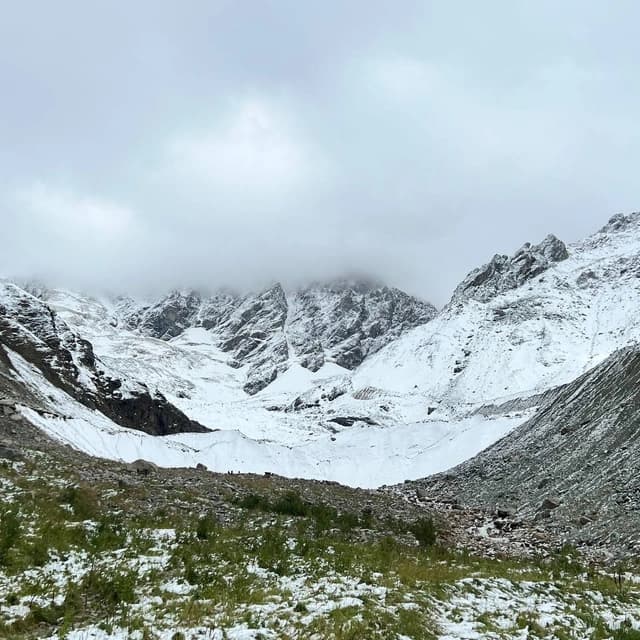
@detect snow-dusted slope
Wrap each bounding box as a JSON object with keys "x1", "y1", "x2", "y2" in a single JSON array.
[
  {"x1": 0, "y1": 282, "x2": 207, "y2": 436},
  {"x1": 403, "y1": 343, "x2": 640, "y2": 552},
  {"x1": 355, "y1": 213, "x2": 640, "y2": 409},
  {"x1": 8, "y1": 343, "x2": 525, "y2": 487},
  {"x1": 1, "y1": 276, "x2": 525, "y2": 487}
]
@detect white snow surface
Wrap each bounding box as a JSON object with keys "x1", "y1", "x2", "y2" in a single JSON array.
[
  {"x1": 7, "y1": 216, "x2": 640, "y2": 487},
  {"x1": 9, "y1": 340, "x2": 523, "y2": 488}
]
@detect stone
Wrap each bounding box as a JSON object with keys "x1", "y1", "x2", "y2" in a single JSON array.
[
  {"x1": 540, "y1": 498, "x2": 561, "y2": 511},
  {"x1": 130, "y1": 459, "x2": 158, "y2": 476},
  {"x1": 0, "y1": 399, "x2": 15, "y2": 416},
  {"x1": 0, "y1": 444, "x2": 22, "y2": 461}
]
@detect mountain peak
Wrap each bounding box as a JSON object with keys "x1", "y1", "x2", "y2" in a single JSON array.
[
  {"x1": 109, "y1": 277, "x2": 436, "y2": 394},
  {"x1": 450, "y1": 233, "x2": 569, "y2": 305}
]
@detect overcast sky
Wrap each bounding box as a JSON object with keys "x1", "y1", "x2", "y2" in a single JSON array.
[{"x1": 2, "y1": 1, "x2": 639, "y2": 305}]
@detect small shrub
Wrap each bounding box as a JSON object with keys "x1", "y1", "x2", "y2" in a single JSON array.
[
  {"x1": 0, "y1": 508, "x2": 20, "y2": 566},
  {"x1": 336, "y1": 511, "x2": 360, "y2": 533},
  {"x1": 254, "y1": 528, "x2": 290, "y2": 575},
  {"x1": 62, "y1": 582, "x2": 83, "y2": 620},
  {"x1": 81, "y1": 567, "x2": 137, "y2": 612},
  {"x1": 90, "y1": 517, "x2": 127, "y2": 552},
  {"x1": 411, "y1": 517, "x2": 436, "y2": 548},
  {"x1": 24, "y1": 536, "x2": 50, "y2": 567},
  {"x1": 359, "y1": 507, "x2": 374, "y2": 529},
  {"x1": 59, "y1": 486, "x2": 99, "y2": 521},
  {"x1": 237, "y1": 493, "x2": 271, "y2": 511},
  {"x1": 196, "y1": 514, "x2": 217, "y2": 541},
  {"x1": 272, "y1": 491, "x2": 308, "y2": 517},
  {"x1": 29, "y1": 603, "x2": 64, "y2": 625},
  {"x1": 377, "y1": 535, "x2": 399, "y2": 566}
]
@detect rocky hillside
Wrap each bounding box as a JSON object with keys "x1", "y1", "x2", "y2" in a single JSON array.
[
  {"x1": 114, "y1": 279, "x2": 437, "y2": 394},
  {"x1": 402, "y1": 344, "x2": 640, "y2": 556},
  {"x1": 355, "y1": 213, "x2": 640, "y2": 411},
  {"x1": 0, "y1": 282, "x2": 208, "y2": 436}
]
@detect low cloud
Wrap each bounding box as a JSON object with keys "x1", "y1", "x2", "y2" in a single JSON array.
[
  {"x1": 1, "y1": 2, "x2": 639, "y2": 304},
  {"x1": 163, "y1": 98, "x2": 322, "y2": 199}
]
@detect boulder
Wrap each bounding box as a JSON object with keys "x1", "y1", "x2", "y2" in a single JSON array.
[
  {"x1": 540, "y1": 497, "x2": 561, "y2": 511},
  {"x1": 130, "y1": 459, "x2": 158, "y2": 476},
  {"x1": 0, "y1": 444, "x2": 22, "y2": 461}
]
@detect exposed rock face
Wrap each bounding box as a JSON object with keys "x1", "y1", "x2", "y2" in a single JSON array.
[
  {"x1": 451, "y1": 234, "x2": 569, "y2": 305},
  {"x1": 405, "y1": 345, "x2": 640, "y2": 554},
  {"x1": 119, "y1": 279, "x2": 436, "y2": 394},
  {"x1": 0, "y1": 283, "x2": 209, "y2": 436},
  {"x1": 598, "y1": 212, "x2": 640, "y2": 234},
  {"x1": 288, "y1": 280, "x2": 435, "y2": 372},
  {"x1": 138, "y1": 290, "x2": 202, "y2": 339}
]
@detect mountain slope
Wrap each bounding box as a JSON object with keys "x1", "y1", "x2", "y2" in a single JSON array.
[
  {"x1": 0, "y1": 282, "x2": 208, "y2": 436},
  {"x1": 355, "y1": 213, "x2": 640, "y2": 411},
  {"x1": 4, "y1": 212, "x2": 640, "y2": 492},
  {"x1": 0, "y1": 280, "x2": 523, "y2": 488},
  {"x1": 403, "y1": 344, "x2": 640, "y2": 554}
]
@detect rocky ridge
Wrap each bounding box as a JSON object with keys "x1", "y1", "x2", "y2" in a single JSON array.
[
  {"x1": 113, "y1": 279, "x2": 437, "y2": 394},
  {"x1": 354, "y1": 214, "x2": 640, "y2": 412},
  {"x1": 450, "y1": 233, "x2": 569, "y2": 306},
  {"x1": 0, "y1": 282, "x2": 208, "y2": 436}
]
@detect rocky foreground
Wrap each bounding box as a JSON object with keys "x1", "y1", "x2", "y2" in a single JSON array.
[{"x1": 2, "y1": 413, "x2": 640, "y2": 639}]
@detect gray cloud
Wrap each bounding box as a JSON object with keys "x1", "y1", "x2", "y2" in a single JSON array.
[{"x1": 2, "y1": 1, "x2": 639, "y2": 305}]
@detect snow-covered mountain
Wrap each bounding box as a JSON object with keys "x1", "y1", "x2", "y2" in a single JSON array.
[
  {"x1": 2, "y1": 212, "x2": 640, "y2": 487},
  {"x1": 0, "y1": 282, "x2": 207, "y2": 436},
  {"x1": 355, "y1": 213, "x2": 640, "y2": 410},
  {"x1": 112, "y1": 279, "x2": 437, "y2": 394}
]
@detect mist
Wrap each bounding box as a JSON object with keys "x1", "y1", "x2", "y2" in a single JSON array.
[{"x1": 2, "y1": 1, "x2": 639, "y2": 305}]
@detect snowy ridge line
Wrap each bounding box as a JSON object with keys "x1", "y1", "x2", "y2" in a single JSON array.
[{"x1": 3, "y1": 212, "x2": 640, "y2": 488}]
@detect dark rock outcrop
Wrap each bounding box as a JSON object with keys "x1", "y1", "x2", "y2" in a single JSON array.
[
  {"x1": 138, "y1": 290, "x2": 202, "y2": 339},
  {"x1": 451, "y1": 234, "x2": 569, "y2": 305},
  {"x1": 0, "y1": 283, "x2": 208, "y2": 436}
]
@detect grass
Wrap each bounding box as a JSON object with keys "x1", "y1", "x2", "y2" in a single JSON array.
[{"x1": 1, "y1": 453, "x2": 640, "y2": 639}]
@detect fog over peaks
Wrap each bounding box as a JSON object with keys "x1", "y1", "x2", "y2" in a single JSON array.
[{"x1": 2, "y1": 1, "x2": 639, "y2": 304}]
